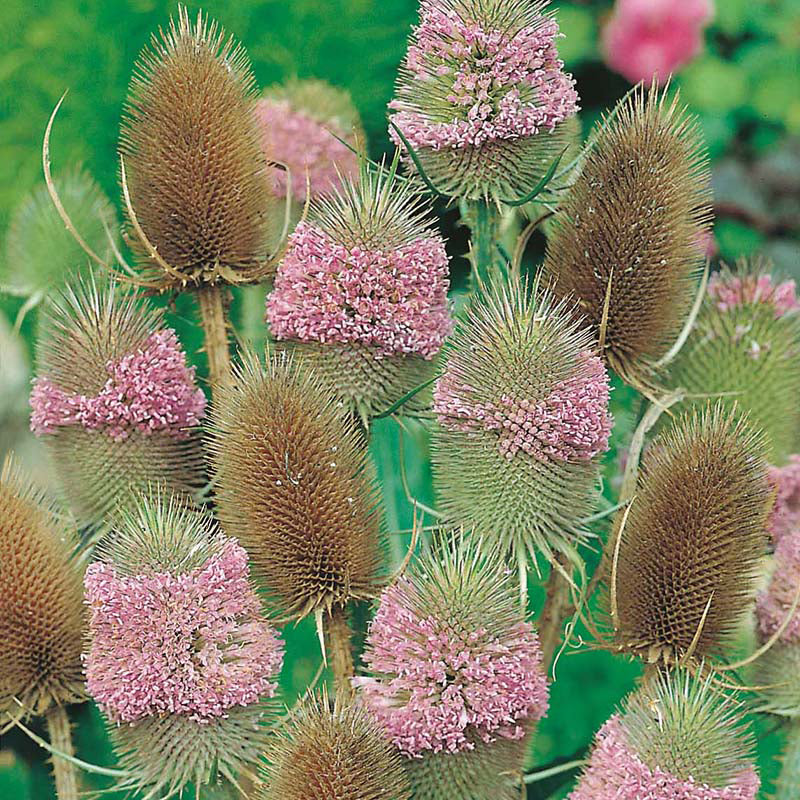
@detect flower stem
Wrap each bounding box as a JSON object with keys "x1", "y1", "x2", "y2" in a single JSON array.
[
  {"x1": 326, "y1": 605, "x2": 355, "y2": 695},
  {"x1": 777, "y1": 721, "x2": 800, "y2": 800},
  {"x1": 538, "y1": 558, "x2": 571, "y2": 670},
  {"x1": 45, "y1": 705, "x2": 79, "y2": 800},
  {"x1": 196, "y1": 284, "x2": 232, "y2": 393},
  {"x1": 469, "y1": 199, "x2": 500, "y2": 290}
]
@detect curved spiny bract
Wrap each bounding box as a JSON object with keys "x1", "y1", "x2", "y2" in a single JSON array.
[
  {"x1": 431, "y1": 279, "x2": 612, "y2": 569},
  {"x1": 259, "y1": 690, "x2": 411, "y2": 800},
  {"x1": 120, "y1": 6, "x2": 274, "y2": 289},
  {"x1": 753, "y1": 644, "x2": 800, "y2": 718},
  {"x1": 611, "y1": 403, "x2": 770, "y2": 666},
  {"x1": 0, "y1": 457, "x2": 85, "y2": 717},
  {"x1": 542, "y1": 83, "x2": 712, "y2": 387},
  {"x1": 209, "y1": 354, "x2": 384, "y2": 619}
]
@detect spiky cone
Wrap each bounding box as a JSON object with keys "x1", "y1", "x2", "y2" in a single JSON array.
[
  {"x1": 666, "y1": 260, "x2": 800, "y2": 463},
  {"x1": 388, "y1": 0, "x2": 579, "y2": 201},
  {"x1": 358, "y1": 534, "x2": 549, "y2": 800},
  {"x1": 430, "y1": 278, "x2": 612, "y2": 571},
  {"x1": 266, "y1": 159, "x2": 452, "y2": 422},
  {"x1": 608, "y1": 403, "x2": 770, "y2": 667},
  {"x1": 30, "y1": 278, "x2": 207, "y2": 527},
  {"x1": 84, "y1": 492, "x2": 284, "y2": 798},
  {"x1": 541, "y1": 83, "x2": 712, "y2": 389},
  {"x1": 570, "y1": 670, "x2": 759, "y2": 800}
]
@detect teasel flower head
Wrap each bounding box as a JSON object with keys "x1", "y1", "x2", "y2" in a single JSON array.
[
  {"x1": 755, "y1": 532, "x2": 800, "y2": 647},
  {"x1": 255, "y1": 78, "x2": 362, "y2": 204},
  {"x1": 30, "y1": 278, "x2": 207, "y2": 525},
  {"x1": 767, "y1": 456, "x2": 800, "y2": 544},
  {"x1": 541, "y1": 83, "x2": 712, "y2": 388},
  {"x1": 667, "y1": 260, "x2": 800, "y2": 463},
  {"x1": 209, "y1": 353, "x2": 384, "y2": 619},
  {"x1": 266, "y1": 158, "x2": 453, "y2": 421},
  {"x1": 608, "y1": 403, "x2": 770, "y2": 666},
  {"x1": 0, "y1": 456, "x2": 85, "y2": 718},
  {"x1": 259, "y1": 689, "x2": 412, "y2": 800},
  {"x1": 84, "y1": 492, "x2": 283, "y2": 797},
  {"x1": 389, "y1": 0, "x2": 579, "y2": 201},
  {"x1": 570, "y1": 670, "x2": 759, "y2": 800},
  {"x1": 431, "y1": 278, "x2": 611, "y2": 570},
  {"x1": 119, "y1": 6, "x2": 275, "y2": 290}
]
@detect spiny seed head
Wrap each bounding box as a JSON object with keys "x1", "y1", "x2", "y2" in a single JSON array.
[
  {"x1": 209, "y1": 353, "x2": 384, "y2": 619},
  {"x1": 610, "y1": 403, "x2": 770, "y2": 665},
  {"x1": 120, "y1": 5, "x2": 274, "y2": 289},
  {"x1": 431, "y1": 278, "x2": 611, "y2": 567},
  {"x1": 389, "y1": 0, "x2": 579, "y2": 200},
  {"x1": 667, "y1": 259, "x2": 800, "y2": 463},
  {"x1": 571, "y1": 670, "x2": 759, "y2": 799},
  {"x1": 259, "y1": 689, "x2": 412, "y2": 800},
  {"x1": 31, "y1": 277, "x2": 207, "y2": 525},
  {"x1": 542, "y1": 83, "x2": 712, "y2": 387},
  {"x1": 0, "y1": 456, "x2": 85, "y2": 717}
]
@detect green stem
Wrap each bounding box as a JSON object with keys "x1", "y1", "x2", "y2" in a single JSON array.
[
  {"x1": 777, "y1": 721, "x2": 800, "y2": 800},
  {"x1": 469, "y1": 199, "x2": 500, "y2": 291},
  {"x1": 45, "y1": 705, "x2": 79, "y2": 800}
]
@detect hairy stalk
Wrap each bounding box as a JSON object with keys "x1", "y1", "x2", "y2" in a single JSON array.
[
  {"x1": 538, "y1": 557, "x2": 571, "y2": 671},
  {"x1": 469, "y1": 199, "x2": 500, "y2": 290},
  {"x1": 45, "y1": 705, "x2": 79, "y2": 800},
  {"x1": 326, "y1": 606, "x2": 356, "y2": 694},
  {"x1": 196, "y1": 284, "x2": 233, "y2": 392},
  {"x1": 777, "y1": 721, "x2": 800, "y2": 800}
]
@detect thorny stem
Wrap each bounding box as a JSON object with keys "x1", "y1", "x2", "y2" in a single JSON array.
[
  {"x1": 196, "y1": 284, "x2": 233, "y2": 394},
  {"x1": 470, "y1": 199, "x2": 500, "y2": 291},
  {"x1": 326, "y1": 606, "x2": 355, "y2": 695},
  {"x1": 45, "y1": 705, "x2": 79, "y2": 800},
  {"x1": 537, "y1": 556, "x2": 572, "y2": 671}
]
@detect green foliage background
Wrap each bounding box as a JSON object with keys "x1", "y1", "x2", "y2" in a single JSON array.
[{"x1": 0, "y1": 1, "x2": 798, "y2": 797}]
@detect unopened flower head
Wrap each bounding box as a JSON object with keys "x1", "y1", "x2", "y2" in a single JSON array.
[
  {"x1": 390, "y1": 0, "x2": 579, "y2": 199},
  {"x1": 767, "y1": 456, "x2": 800, "y2": 544}
]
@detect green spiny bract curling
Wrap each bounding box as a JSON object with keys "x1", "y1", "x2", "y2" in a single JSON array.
[
  {"x1": 753, "y1": 644, "x2": 800, "y2": 718},
  {"x1": 666, "y1": 259, "x2": 800, "y2": 463},
  {"x1": 0, "y1": 457, "x2": 85, "y2": 718},
  {"x1": 541, "y1": 84, "x2": 712, "y2": 388},
  {"x1": 208, "y1": 353, "x2": 384, "y2": 619},
  {"x1": 120, "y1": 6, "x2": 274, "y2": 289},
  {"x1": 30, "y1": 278, "x2": 207, "y2": 526},
  {"x1": 258, "y1": 690, "x2": 412, "y2": 800},
  {"x1": 610, "y1": 403, "x2": 770, "y2": 666},
  {"x1": 431, "y1": 279, "x2": 611, "y2": 570}
]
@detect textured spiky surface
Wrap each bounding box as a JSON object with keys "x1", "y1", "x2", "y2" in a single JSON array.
[
  {"x1": 611, "y1": 404, "x2": 770, "y2": 664},
  {"x1": 542, "y1": 84, "x2": 712, "y2": 386},
  {"x1": 209, "y1": 354, "x2": 384, "y2": 618},
  {"x1": 0, "y1": 457, "x2": 85, "y2": 717},
  {"x1": 431, "y1": 280, "x2": 611, "y2": 567},
  {"x1": 776, "y1": 723, "x2": 800, "y2": 800},
  {"x1": 768, "y1": 456, "x2": 800, "y2": 544},
  {"x1": 120, "y1": 7, "x2": 273, "y2": 289},
  {"x1": 756, "y1": 532, "x2": 800, "y2": 645},
  {"x1": 753, "y1": 643, "x2": 800, "y2": 718},
  {"x1": 389, "y1": 0, "x2": 579, "y2": 200},
  {"x1": 259, "y1": 691, "x2": 411, "y2": 800},
  {"x1": 31, "y1": 280, "x2": 206, "y2": 524},
  {"x1": 667, "y1": 262, "x2": 800, "y2": 463},
  {"x1": 359, "y1": 535, "x2": 548, "y2": 757}
]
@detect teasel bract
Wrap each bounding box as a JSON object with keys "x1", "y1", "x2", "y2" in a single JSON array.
[
  {"x1": 84, "y1": 492, "x2": 284, "y2": 799},
  {"x1": 358, "y1": 534, "x2": 549, "y2": 800},
  {"x1": 389, "y1": 0, "x2": 579, "y2": 201},
  {"x1": 431, "y1": 278, "x2": 611, "y2": 574},
  {"x1": 266, "y1": 157, "x2": 452, "y2": 423},
  {"x1": 29, "y1": 278, "x2": 207, "y2": 526},
  {"x1": 570, "y1": 670, "x2": 759, "y2": 800},
  {"x1": 666, "y1": 260, "x2": 800, "y2": 463},
  {"x1": 541, "y1": 83, "x2": 712, "y2": 389}
]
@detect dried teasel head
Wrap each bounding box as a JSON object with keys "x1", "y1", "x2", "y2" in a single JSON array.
[
  {"x1": 608, "y1": 403, "x2": 770, "y2": 666},
  {"x1": 209, "y1": 353, "x2": 384, "y2": 619},
  {"x1": 30, "y1": 277, "x2": 207, "y2": 526},
  {"x1": 541, "y1": 83, "x2": 712, "y2": 388},
  {"x1": 0, "y1": 456, "x2": 85, "y2": 718},
  {"x1": 120, "y1": 5, "x2": 275, "y2": 290},
  {"x1": 259, "y1": 689, "x2": 411, "y2": 800}
]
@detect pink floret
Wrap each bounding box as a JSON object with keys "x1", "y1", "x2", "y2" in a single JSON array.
[
  {"x1": 767, "y1": 456, "x2": 800, "y2": 544},
  {"x1": 756, "y1": 531, "x2": 800, "y2": 645},
  {"x1": 30, "y1": 329, "x2": 206, "y2": 441},
  {"x1": 570, "y1": 716, "x2": 759, "y2": 800},
  {"x1": 707, "y1": 273, "x2": 800, "y2": 318},
  {"x1": 84, "y1": 539, "x2": 284, "y2": 723},
  {"x1": 267, "y1": 222, "x2": 452, "y2": 359},
  {"x1": 433, "y1": 351, "x2": 611, "y2": 462},
  {"x1": 358, "y1": 579, "x2": 549, "y2": 758}
]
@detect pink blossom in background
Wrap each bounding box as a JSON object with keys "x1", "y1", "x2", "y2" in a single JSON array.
[
  {"x1": 767, "y1": 456, "x2": 800, "y2": 544},
  {"x1": 30, "y1": 329, "x2": 206, "y2": 441},
  {"x1": 85, "y1": 538, "x2": 284, "y2": 723},
  {"x1": 602, "y1": 0, "x2": 715, "y2": 85},
  {"x1": 570, "y1": 716, "x2": 759, "y2": 800},
  {"x1": 707, "y1": 272, "x2": 800, "y2": 318},
  {"x1": 756, "y1": 531, "x2": 800, "y2": 645}
]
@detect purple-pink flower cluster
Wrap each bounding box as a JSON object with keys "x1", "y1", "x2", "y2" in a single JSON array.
[
  {"x1": 767, "y1": 456, "x2": 800, "y2": 544},
  {"x1": 707, "y1": 273, "x2": 800, "y2": 318},
  {"x1": 390, "y1": 1, "x2": 578, "y2": 151},
  {"x1": 267, "y1": 222, "x2": 452, "y2": 359},
  {"x1": 84, "y1": 538, "x2": 283, "y2": 723},
  {"x1": 433, "y1": 352, "x2": 611, "y2": 462},
  {"x1": 30, "y1": 329, "x2": 206, "y2": 441},
  {"x1": 570, "y1": 716, "x2": 759, "y2": 800},
  {"x1": 756, "y1": 531, "x2": 800, "y2": 645},
  {"x1": 357, "y1": 578, "x2": 548, "y2": 757}
]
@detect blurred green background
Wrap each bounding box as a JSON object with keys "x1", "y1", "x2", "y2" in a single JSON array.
[{"x1": 1, "y1": 1, "x2": 798, "y2": 797}]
